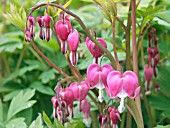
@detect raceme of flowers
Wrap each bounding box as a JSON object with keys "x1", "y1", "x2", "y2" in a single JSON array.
[
  {"x1": 144, "y1": 28, "x2": 160, "y2": 91},
  {"x1": 25, "y1": 11, "x2": 140, "y2": 127}
]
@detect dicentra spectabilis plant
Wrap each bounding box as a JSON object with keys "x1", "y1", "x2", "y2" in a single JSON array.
[{"x1": 22, "y1": 0, "x2": 162, "y2": 127}]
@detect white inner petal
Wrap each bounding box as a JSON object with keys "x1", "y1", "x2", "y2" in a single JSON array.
[{"x1": 98, "y1": 89, "x2": 104, "y2": 103}]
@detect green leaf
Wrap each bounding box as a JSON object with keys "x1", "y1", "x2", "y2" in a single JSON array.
[
  {"x1": 6, "y1": 118, "x2": 27, "y2": 128},
  {"x1": 54, "y1": 118, "x2": 64, "y2": 128},
  {"x1": 17, "y1": 108, "x2": 33, "y2": 125},
  {"x1": 7, "y1": 90, "x2": 36, "y2": 120},
  {"x1": 64, "y1": 122, "x2": 75, "y2": 128},
  {"x1": 29, "y1": 114, "x2": 43, "y2": 128},
  {"x1": 42, "y1": 111, "x2": 54, "y2": 128},
  {"x1": 0, "y1": 84, "x2": 22, "y2": 93},
  {"x1": 154, "y1": 125, "x2": 170, "y2": 128},
  {"x1": 3, "y1": 65, "x2": 39, "y2": 84},
  {"x1": 39, "y1": 69, "x2": 58, "y2": 84},
  {"x1": 0, "y1": 32, "x2": 23, "y2": 53},
  {"x1": 0, "y1": 99, "x2": 3, "y2": 122},
  {"x1": 53, "y1": 0, "x2": 72, "y2": 17},
  {"x1": 3, "y1": 90, "x2": 21, "y2": 101},
  {"x1": 30, "y1": 81, "x2": 55, "y2": 96},
  {"x1": 156, "y1": 11, "x2": 170, "y2": 23},
  {"x1": 3, "y1": 3, "x2": 27, "y2": 30}
]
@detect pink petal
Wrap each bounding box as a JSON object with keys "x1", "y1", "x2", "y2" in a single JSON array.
[
  {"x1": 107, "y1": 71, "x2": 123, "y2": 98},
  {"x1": 68, "y1": 29, "x2": 79, "y2": 52},
  {"x1": 87, "y1": 64, "x2": 100, "y2": 88},
  {"x1": 101, "y1": 64, "x2": 114, "y2": 87},
  {"x1": 123, "y1": 71, "x2": 138, "y2": 97},
  {"x1": 129, "y1": 86, "x2": 141, "y2": 99}
]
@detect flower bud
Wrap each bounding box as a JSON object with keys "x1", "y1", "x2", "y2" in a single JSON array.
[
  {"x1": 144, "y1": 64, "x2": 153, "y2": 82},
  {"x1": 81, "y1": 99, "x2": 92, "y2": 128},
  {"x1": 28, "y1": 15, "x2": 35, "y2": 38},
  {"x1": 108, "y1": 107, "x2": 120, "y2": 126},
  {"x1": 86, "y1": 37, "x2": 107, "y2": 63},
  {"x1": 51, "y1": 96, "x2": 58, "y2": 108},
  {"x1": 43, "y1": 13, "x2": 51, "y2": 41},
  {"x1": 24, "y1": 28, "x2": 32, "y2": 42},
  {"x1": 37, "y1": 16, "x2": 45, "y2": 40},
  {"x1": 68, "y1": 29, "x2": 79, "y2": 66}
]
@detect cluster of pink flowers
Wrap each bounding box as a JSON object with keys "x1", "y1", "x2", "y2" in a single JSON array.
[
  {"x1": 144, "y1": 28, "x2": 160, "y2": 91},
  {"x1": 50, "y1": 32, "x2": 140, "y2": 127},
  {"x1": 25, "y1": 13, "x2": 79, "y2": 66},
  {"x1": 24, "y1": 8, "x2": 140, "y2": 127}
]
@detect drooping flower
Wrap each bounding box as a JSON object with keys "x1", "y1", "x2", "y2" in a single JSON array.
[
  {"x1": 69, "y1": 81, "x2": 89, "y2": 112},
  {"x1": 81, "y1": 99, "x2": 91, "y2": 128},
  {"x1": 59, "y1": 87, "x2": 74, "y2": 107},
  {"x1": 43, "y1": 13, "x2": 52, "y2": 42},
  {"x1": 24, "y1": 28, "x2": 32, "y2": 42},
  {"x1": 51, "y1": 96, "x2": 59, "y2": 108},
  {"x1": 37, "y1": 16, "x2": 45, "y2": 40},
  {"x1": 108, "y1": 107, "x2": 120, "y2": 127},
  {"x1": 98, "y1": 114, "x2": 109, "y2": 128},
  {"x1": 86, "y1": 37, "x2": 107, "y2": 63},
  {"x1": 144, "y1": 64, "x2": 154, "y2": 91},
  {"x1": 28, "y1": 15, "x2": 35, "y2": 38},
  {"x1": 55, "y1": 20, "x2": 72, "y2": 42},
  {"x1": 55, "y1": 20, "x2": 72, "y2": 54},
  {"x1": 87, "y1": 63, "x2": 113, "y2": 102},
  {"x1": 69, "y1": 81, "x2": 89, "y2": 101},
  {"x1": 107, "y1": 71, "x2": 140, "y2": 113},
  {"x1": 68, "y1": 29, "x2": 79, "y2": 66},
  {"x1": 144, "y1": 64, "x2": 153, "y2": 82}
]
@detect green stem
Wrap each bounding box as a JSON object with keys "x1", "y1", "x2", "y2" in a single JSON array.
[
  {"x1": 126, "y1": 111, "x2": 132, "y2": 128},
  {"x1": 140, "y1": 79, "x2": 153, "y2": 128},
  {"x1": 2, "y1": 52, "x2": 10, "y2": 76},
  {"x1": 131, "y1": 0, "x2": 144, "y2": 127},
  {"x1": 120, "y1": 112, "x2": 126, "y2": 128},
  {"x1": 15, "y1": 45, "x2": 28, "y2": 70}
]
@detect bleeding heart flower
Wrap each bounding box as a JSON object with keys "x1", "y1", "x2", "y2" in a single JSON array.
[
  {"x1": 108, "y1": 107, "x2": 120, "y2": 127},
  {"x1": 154, "y1": 53, "x2": 160, "y2": 67},
  {"x1": 24, "y1": 28, "x2": 32, "y2": 42},
  {"x1": 28, "y1": 15, "x2": 35, "y2": 38},
  {"x1": 154, "y1": 82, "x2": 160, "y2": 90},
  {"x1": 51, "y1": 96, "x2": 58, "y2": 108},
  {"x1": 81, "y1": 99, "x2": 91, "y2": 127},
  {"x1": 43, "y1": 13, "x2": 52, "y2": 42},
  {"x1": 107, "y1": 71, "x2": 140, "y2": 113},
  {"x1": 60, "y1": 87, "x2": 74, "y2": 106},
  {"x1": 87, "y1": 63, "x2": 113, "y2": 102},
  {"x1": 69, "y1": 81, "x2": 89, "y2": 101},
  {"x1": 55, "y1": 20, "x2": 72, "y2": 41},
  {"x1": 144, "y1": 64, "x2": 154, "y2": 91},
  {"x1": 144, "y1": 64, "x2": 153, "y2": 82},
  {"x1": 98, "y1": 114, "x2": 108, "y2": 128},
  {"x1": 37, "y1": 16, "x2": 45, "y2": 40},
  {"x1": 86, "y1": 37, "x2": 107, "y2": 63},
  {"x1": 55, "y1": 20, "x2": 72, "y2": 55},
  {"x1": 68, "y1": 29, "x2": 79, "y2": 66}
]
